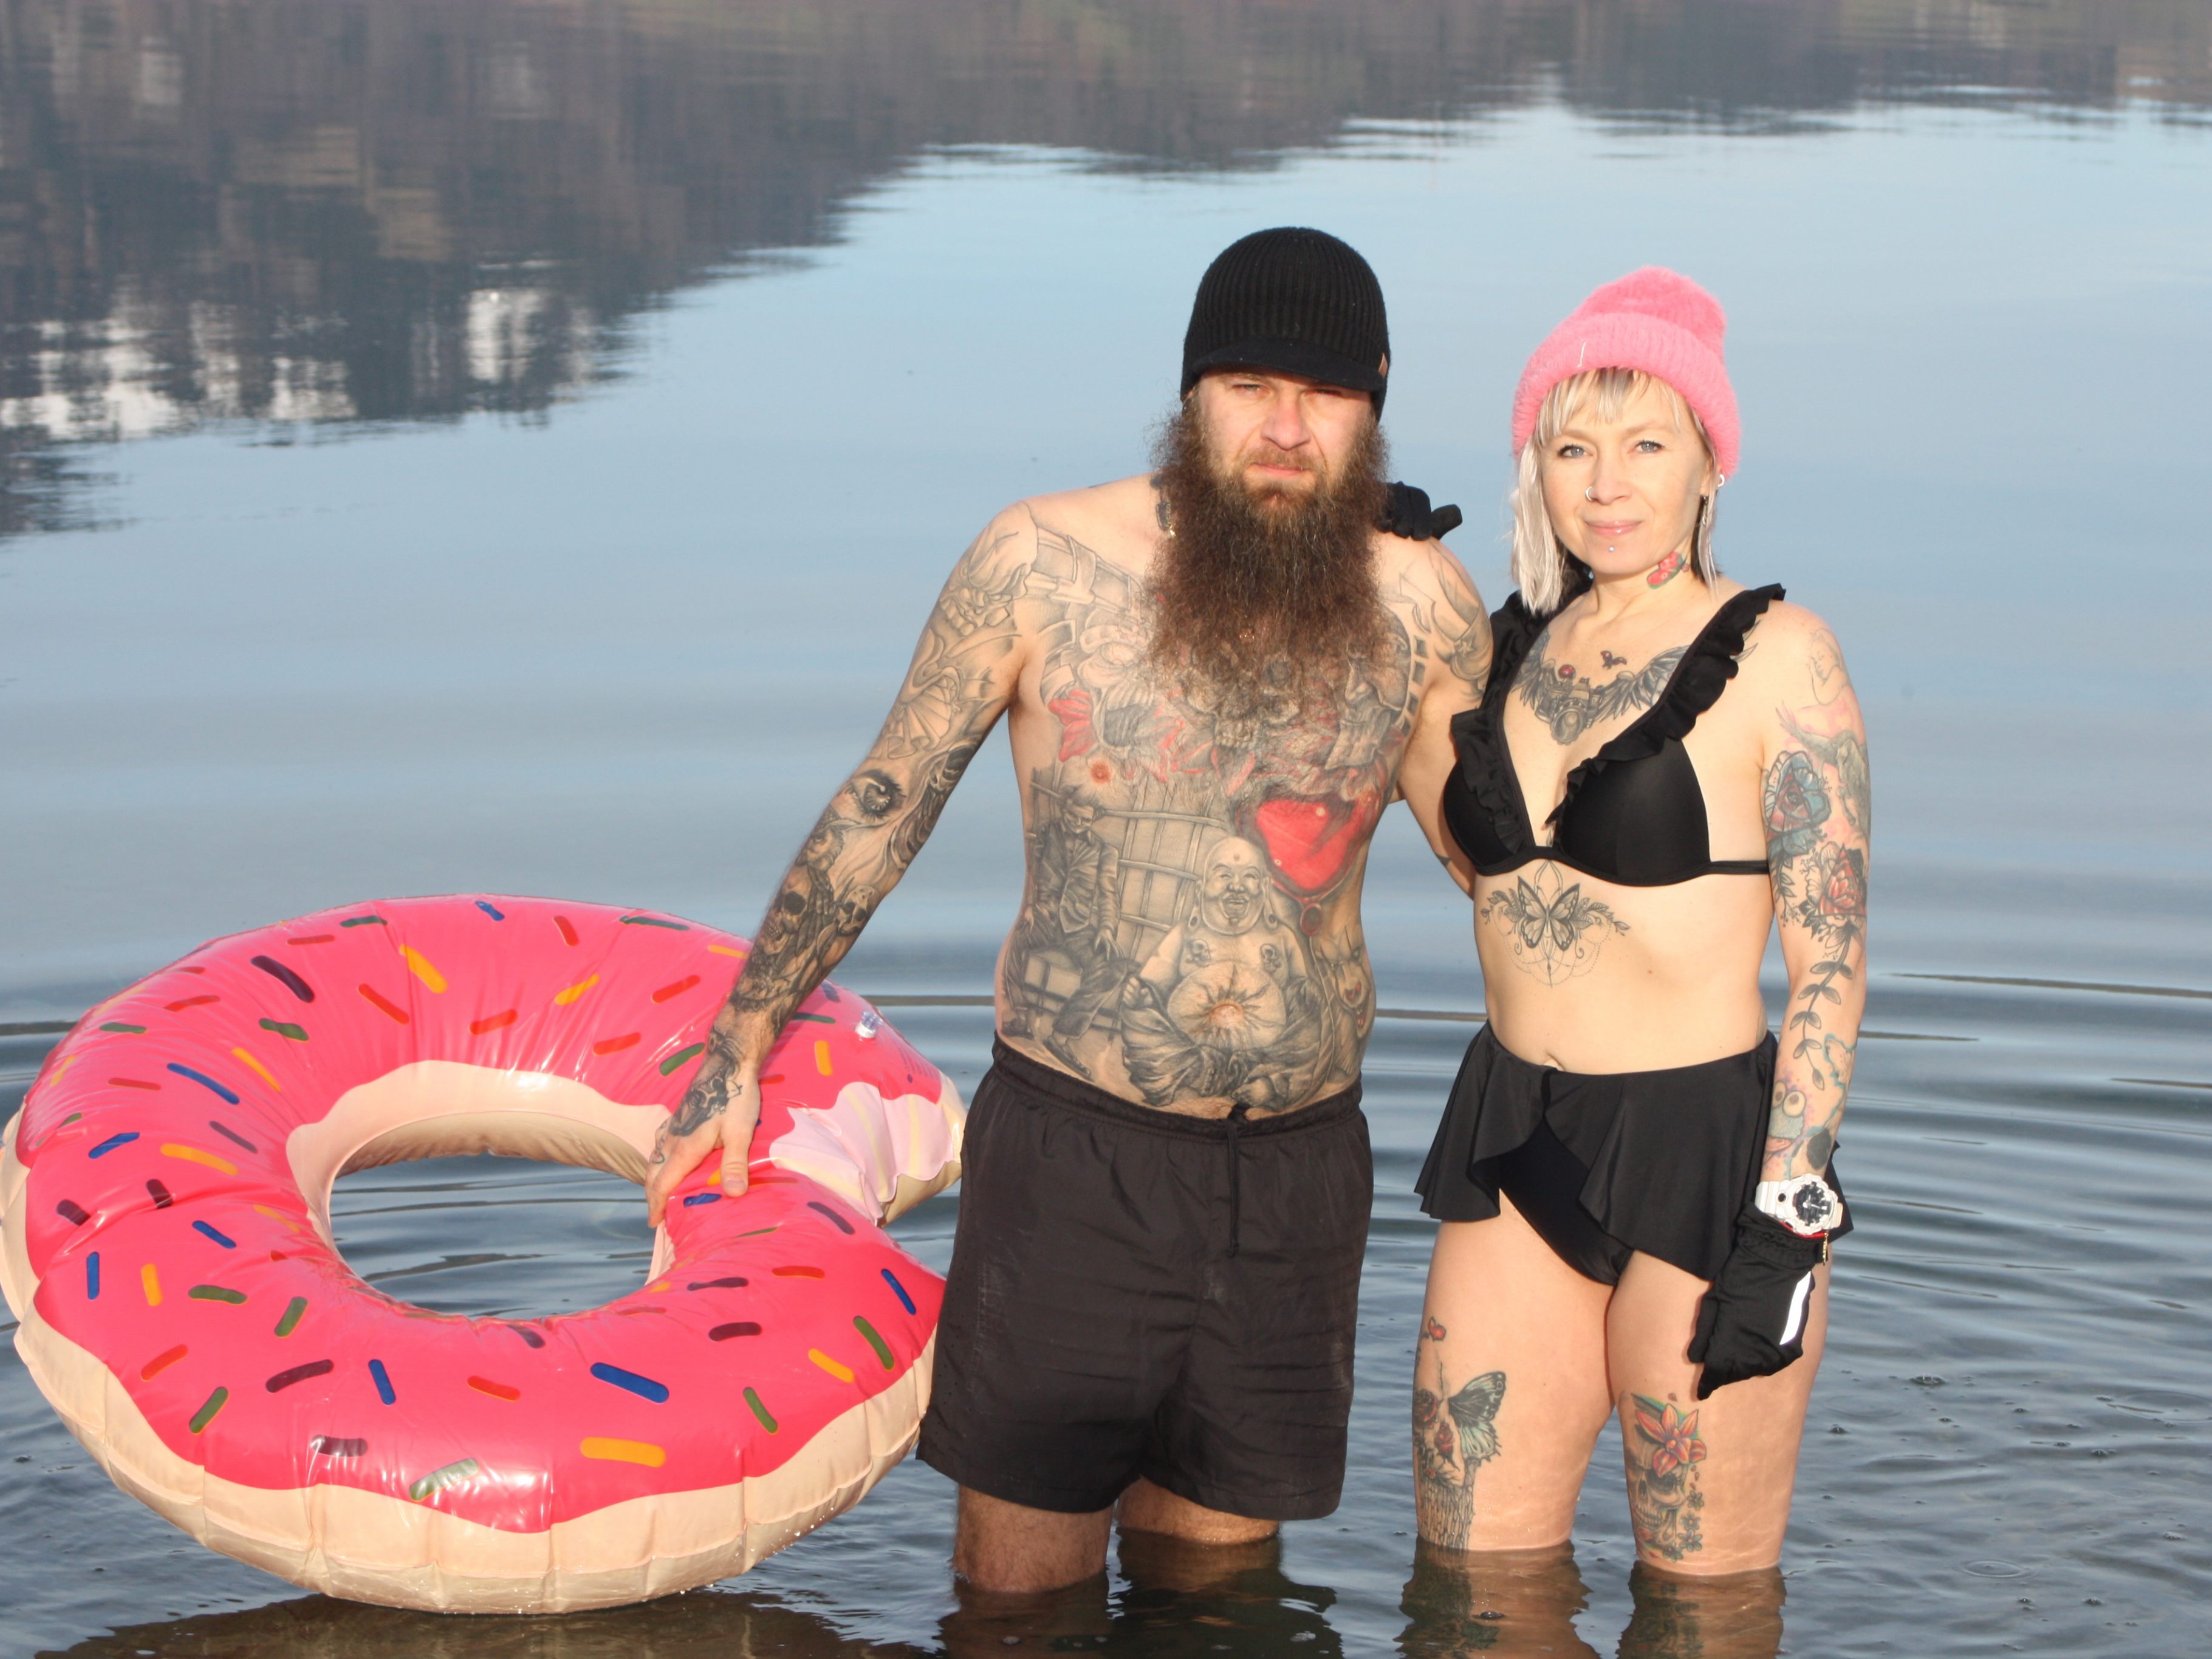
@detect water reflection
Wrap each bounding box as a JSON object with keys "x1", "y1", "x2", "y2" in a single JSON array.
[
  {"x1": 1396, "y1": 1545, "x2": 1785, "y2": 1658},
  {"x1": 1104, "y1": 1530, "x2": 1341, "y2": 1654},
  {"x1": 1615, "y1": 1565, "x2": 1784, "y2": 1659},
  {"x1": 928, "y1": 1532, "x2": 1351, "y2": 1656},
  {"x1": 1399, "y1": 1543, "x2": 1600, "y2": 1657},
  {"x1": 3, "y1": 0, "x2": 2207, "y2": 535},
  {"x1": 32, "y1": 1589, "x2": 927, "y2": 1658}
]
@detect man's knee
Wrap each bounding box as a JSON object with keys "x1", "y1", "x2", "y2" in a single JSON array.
[{"x1": 953, "y1": 1486, "x2": 1112, "y2": 1595}]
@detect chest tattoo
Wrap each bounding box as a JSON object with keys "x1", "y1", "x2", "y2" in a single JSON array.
[
  {"x1": 1000, "y1": 525, "x2": 1412, "y2": 1112},
  {"x1": 1515, "y1": 640, "x2": 1684, "y2": 745}
]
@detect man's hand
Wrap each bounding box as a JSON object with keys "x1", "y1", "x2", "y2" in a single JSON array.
[
  {"x1": 1378, "y1": 481, "x2": 1464, "y2": 542},
  {"x1": 644, "y1": 1056, "x2": 761, "y2": 1226}
]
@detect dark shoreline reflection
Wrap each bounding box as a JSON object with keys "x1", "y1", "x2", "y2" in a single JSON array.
[
  {"x1": 2, "y1": 0, "x2": 2207, "y2": 538},
  {"x1": 32, "y1": 1589, "x2": 928, "y2": 1658}
]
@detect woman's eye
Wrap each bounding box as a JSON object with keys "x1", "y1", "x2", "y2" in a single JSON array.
[
  {"x1": 1556, "y1": 443, "x2": 1586, "y2": 459},
  {"x1": 1635, "y1": 439, "x2": 1665, "y2": 453}
]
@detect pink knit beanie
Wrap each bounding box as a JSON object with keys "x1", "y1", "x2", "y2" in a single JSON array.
[{"x1": 1510, "y1": 267, "x2": 1740, "y2": 479}]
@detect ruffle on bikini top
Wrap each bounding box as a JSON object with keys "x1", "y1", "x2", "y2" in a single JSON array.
[
  {"x1": 1442, "y1": 583, "x2": 1784, "y2": 886},
  {"x1": 1443, "y1": 593, "x2": 1546, "y2": 856},
  {"x1": 1543, "y1": 583, "x2": 1782, "y2": 832}
]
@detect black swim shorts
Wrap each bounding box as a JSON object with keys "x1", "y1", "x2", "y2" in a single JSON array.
[{"x1": 917, "y1": 1038, "x2": 1371, "y2": 1519}]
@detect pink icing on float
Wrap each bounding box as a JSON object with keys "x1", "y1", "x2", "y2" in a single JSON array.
[{"x1": 0, "y1": 895, "x2": 964, "y2": 1613}]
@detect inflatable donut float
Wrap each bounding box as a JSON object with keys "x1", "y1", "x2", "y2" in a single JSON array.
[{"x1": 0, "y1": 895, "x2": 963, "y2": 1613}]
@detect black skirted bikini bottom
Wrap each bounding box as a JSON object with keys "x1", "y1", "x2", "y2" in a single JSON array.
[{"x1": 1415, "y1": 1025, "x2": 1849, "y2": 1287}]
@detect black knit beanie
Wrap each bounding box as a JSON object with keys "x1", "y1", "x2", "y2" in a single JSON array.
[{"x1": 1181, "y1": 227, "x2": 1391, "y2": 409}]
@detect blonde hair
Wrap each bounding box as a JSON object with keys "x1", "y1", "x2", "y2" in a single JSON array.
[{"x1": 1509, "y1": 368, "x2": 1720, "y2": 614}]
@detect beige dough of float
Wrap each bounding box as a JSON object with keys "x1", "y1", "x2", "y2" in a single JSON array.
[{"x1": 0, "y1": 1060, "x2": 964, "y2": 1613}]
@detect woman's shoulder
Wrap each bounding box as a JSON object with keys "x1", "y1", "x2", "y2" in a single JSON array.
[
  {"x1": 1735, "y1": 593, "x2": 1843, "y2": 662},
  {"x1": 1730, "y1": 592, "x2": 1860, "y2": 718}
]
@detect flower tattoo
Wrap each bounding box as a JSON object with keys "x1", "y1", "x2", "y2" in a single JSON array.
[{"x1": 1626, "y1": 1392, "x2": 1709, "y2": 1561}]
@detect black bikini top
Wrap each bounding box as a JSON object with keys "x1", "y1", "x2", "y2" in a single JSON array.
[{"x1": 1442, "y1": 584, "x2": 1784, "y2": 887}]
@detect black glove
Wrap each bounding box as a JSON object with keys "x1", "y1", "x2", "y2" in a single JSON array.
[
  {"x1": 1379, "y1": 481, "x2": 1463, "y2": 542},
  {"x1": 1688, "y1": 1209, "x2": 1827, "y2": 1400}
]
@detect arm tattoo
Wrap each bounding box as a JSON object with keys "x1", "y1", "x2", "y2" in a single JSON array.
[
  {"x1": 674, "y1": 525, "x2": 1026, "y2": 1135},
  {"x1": 1411, "y1": 555, "x2": 1494, "y2": 698},
  {"x1": 1515, "y1": 640, "x2": 1685, "y2": 744},
  {"x1": 1761, "y1": 652, "x2": 1872, "y2": 1177},
  {"x1": 1804, "y1": 626, "x2": 1852, "y2": 707},
  {"x1": 657, "y1": 1018, "x2": 743, "y2": 1157},
  {"x1": 1779, "y1": 705, "x2": 1872, "y2": 838},
  {"x1": 1414, "y1": 1314, "x2": 1505, "y2": 1550},
  {"x1": 1382, "y1": 556, "x2": 1491, "y2": 708}
]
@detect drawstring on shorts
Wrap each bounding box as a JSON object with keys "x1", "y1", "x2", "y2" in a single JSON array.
[{"x1": 1225, "y1": 1102, "x2": 1249, "y2": 1258}]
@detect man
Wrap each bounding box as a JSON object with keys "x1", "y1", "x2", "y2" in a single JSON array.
[{"x1": 646, "y1": 227, "x2": 1491, "y2": 1592}]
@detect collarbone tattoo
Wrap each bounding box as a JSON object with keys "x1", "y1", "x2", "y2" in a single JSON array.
[{"x1": 1515, "y1": 636, "x2": 1686, "y2": 747}]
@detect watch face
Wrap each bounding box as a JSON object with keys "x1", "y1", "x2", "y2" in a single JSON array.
[{"x1": 1789, "y1": 1182, "x2": 1837, "y2": 1229}]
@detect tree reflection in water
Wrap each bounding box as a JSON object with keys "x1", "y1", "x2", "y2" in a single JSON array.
[{"x1": 2, "y1": 0, "x2": 2207, "y2": 536}]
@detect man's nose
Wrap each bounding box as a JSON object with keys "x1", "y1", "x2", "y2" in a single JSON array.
[{"x1": 1259, "y1": 388, "x2": 1312, "y2": 450}]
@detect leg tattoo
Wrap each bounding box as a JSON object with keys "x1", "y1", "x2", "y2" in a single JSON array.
[
  {"x1": 1625, "y1": 1393, "x2": 1708, "y2": 1563},
  {"x1": 1414, "y1": 1316, "x2": 1507, "y2": 1549}
]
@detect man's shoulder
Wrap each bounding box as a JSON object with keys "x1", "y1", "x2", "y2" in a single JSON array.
[
  {"x1": 1376, "y1": 533, "x2": 1487, "y2": 630},
  {"x1": 1374, "y1": 533, "x2": 1492, "y2": 706},
  {"x1": 942, "y1": 478, "x2": 1154, "y2": 624},
  {"x1": 1016, "y1": 474, "x2": 1159, "y2": 554}
]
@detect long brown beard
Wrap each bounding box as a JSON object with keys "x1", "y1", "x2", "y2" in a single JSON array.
[{"x1": 1148, "y1": 399, "x2": 1389, "y2": 713}]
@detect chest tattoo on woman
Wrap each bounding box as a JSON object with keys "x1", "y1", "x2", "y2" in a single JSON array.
[{"x1": 1516, "y1": 641, "x2": 1684, "y2": 745}]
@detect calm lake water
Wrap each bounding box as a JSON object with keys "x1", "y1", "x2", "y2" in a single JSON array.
[{"x1": 3, "y1": 3, "x2": 2208, "y2": 1654}]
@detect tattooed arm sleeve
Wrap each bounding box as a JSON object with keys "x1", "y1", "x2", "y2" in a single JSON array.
[
  {"x1": 674, "y1": 515, "x2": 1034, "y2": 1132},
  {"x1": 1392, "y1": 545, "x2": 1491, "y2": 895},
  {"x1": 1758, "y1": 618, "x2": 1872, "y2": 1183}
]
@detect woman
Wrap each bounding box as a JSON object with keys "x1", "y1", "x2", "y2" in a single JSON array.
[{"x1": 1397, "y1": 269, "x2": 1870, "y2": 1573}]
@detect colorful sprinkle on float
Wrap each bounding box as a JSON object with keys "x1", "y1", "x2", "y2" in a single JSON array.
[{"x1": 0, "y1": 895, "x2": 964, "y2": 1613}]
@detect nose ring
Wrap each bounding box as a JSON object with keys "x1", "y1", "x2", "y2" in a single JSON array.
[{"x1": 1583, "y1": 486, "x2": 1597, "y2": 502}]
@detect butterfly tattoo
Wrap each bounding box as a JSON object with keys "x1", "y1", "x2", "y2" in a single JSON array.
[
  {"x1": 1414, "y1": 1364, "x2": 1508, "y2": 1548},
  {"x1": 1481, "y1": 866, "x2": 1629, "y2": 983}
]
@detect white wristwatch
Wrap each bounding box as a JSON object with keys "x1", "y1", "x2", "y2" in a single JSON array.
[{"x1": 1756, "y1": 1174, "x2": 1843, "y2": 1237}]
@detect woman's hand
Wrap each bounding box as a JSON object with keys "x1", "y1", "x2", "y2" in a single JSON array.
[{"x1": 1688, "y1": 1210, "x2": 1826, "y2": 1398}]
